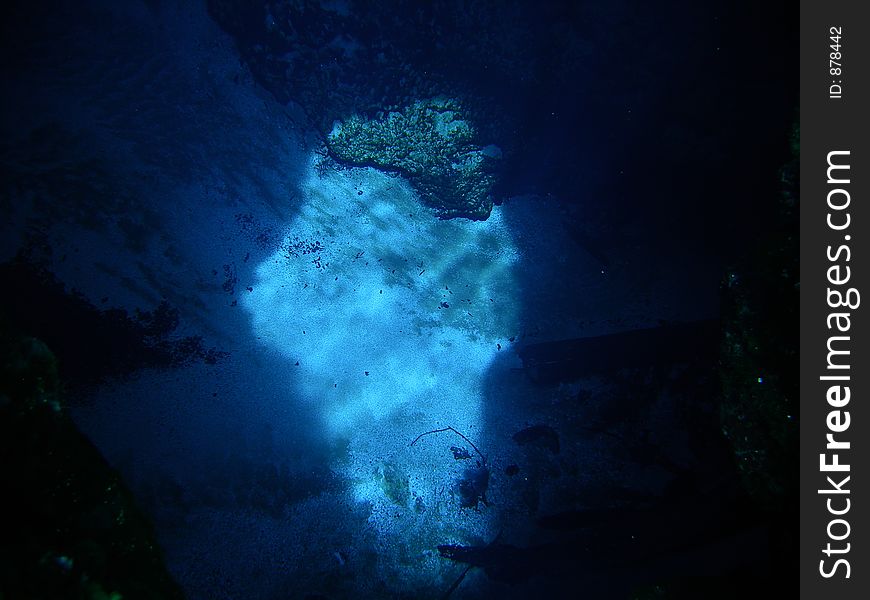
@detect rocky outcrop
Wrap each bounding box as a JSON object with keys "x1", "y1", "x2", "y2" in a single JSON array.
[{"x1": 326, "y1": 97, "x2": 499, "y2": 220}]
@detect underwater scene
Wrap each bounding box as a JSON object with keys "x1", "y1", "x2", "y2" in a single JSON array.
[{"x1": 1, "y1": 1, "x2": 798, "y2": 599}]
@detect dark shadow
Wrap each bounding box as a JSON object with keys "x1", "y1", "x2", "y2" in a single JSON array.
[{"x1": 463, "y1": 1, "x2": 799, "y2": 598}]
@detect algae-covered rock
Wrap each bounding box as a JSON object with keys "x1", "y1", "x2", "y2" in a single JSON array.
[
  {"x1": 326, "y1": 97, "x2": 499, "y2": 220},
  {"x1": 718, "y1": 123, "x2": 798, "y2": 508},
  {"x1": 0, "y1": 328, "x2": 184, "y2": 599}
]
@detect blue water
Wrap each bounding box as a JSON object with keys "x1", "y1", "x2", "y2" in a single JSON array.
[{"x1": 1, "y1": 1, "x2": 797, "y2": 598}]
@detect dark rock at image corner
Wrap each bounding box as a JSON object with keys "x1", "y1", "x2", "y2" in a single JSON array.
[{"x1": 0, "y1": 329, "x2": 184, "y2": 599}]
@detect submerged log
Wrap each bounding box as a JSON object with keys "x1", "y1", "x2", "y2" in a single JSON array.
[{"x1": 517, "y1": 319, "x2": 720, "y2": 383}]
